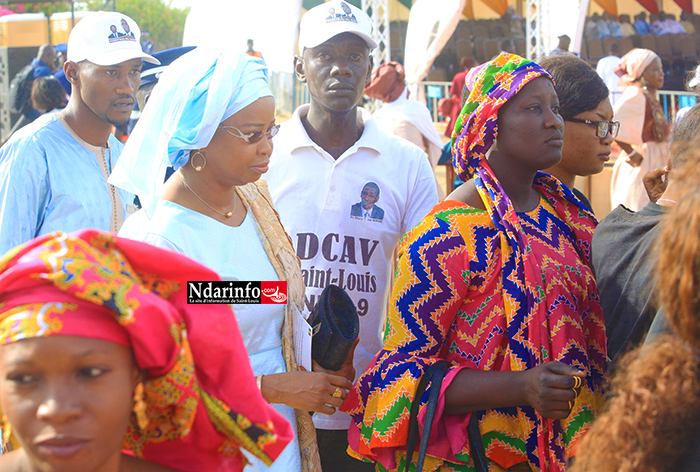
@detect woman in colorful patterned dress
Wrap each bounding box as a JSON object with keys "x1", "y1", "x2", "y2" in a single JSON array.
[
  {"x1": 344, "y1": 53, "x2": 608, "y2": 472},
  {"x1": 0, "y1": 229, "x2": 293, "y2": 472},
  {"x1": 610, "y1": 48, "x2": 670, "y2": 212}
]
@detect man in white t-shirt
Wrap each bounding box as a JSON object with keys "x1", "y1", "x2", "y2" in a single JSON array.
[
  {"x1": 264, "y1": 1, "x2": 439, "y2": 470},
  {"x1": 596, "y1": 42, "x2": 622, "y2": 106}
]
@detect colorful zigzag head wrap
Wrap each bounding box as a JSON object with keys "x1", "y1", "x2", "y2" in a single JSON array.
[{"x1": 451, "y1": 52, "x2": 553, "y2": 182}]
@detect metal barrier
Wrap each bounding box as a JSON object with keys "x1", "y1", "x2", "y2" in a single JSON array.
[
  {"x1": 658, "y1": 90, "x2": 697, "y2": 124},
  {"x1": 420, "y1": 81, "x2": 451, "y2": 122},
  {"x1": 270, "y1": 74, "x2": 696, "y2": 127},
  {"x1": 269, "y1": 71, "x2": 310, "y2": 116},
  {"x1": 416, "y1": 82, "x2": 696, "y2": 125}
]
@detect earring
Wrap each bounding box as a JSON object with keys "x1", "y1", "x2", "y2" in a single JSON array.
[
  {"x1": 133, "y1": 383, "x2": 149, "y2": 431},
  {"x1": 190, "y1": 150, "x2": 207, "y2": 172},
  {"x1": 1, "y1": 416, "x2": 11, "y2": 445}
]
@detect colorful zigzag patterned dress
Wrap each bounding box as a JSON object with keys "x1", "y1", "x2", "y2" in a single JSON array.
[
  {"x1": 345, "y1": 53, "x2": 608, "y2": 472},
  {"x1": 345, "y1": 190, "x2": 608, "y2": 472}
]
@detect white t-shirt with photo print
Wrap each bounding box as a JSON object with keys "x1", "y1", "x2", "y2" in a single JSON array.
[{"x1": 265, "y1": 104, "x2": 439, "y2": 431}]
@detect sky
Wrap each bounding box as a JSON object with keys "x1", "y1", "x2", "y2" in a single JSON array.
[{"x1": 179, "y1": 0, "x2": 303, "y2": 72}]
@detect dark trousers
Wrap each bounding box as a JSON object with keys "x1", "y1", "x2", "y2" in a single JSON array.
[{"x1": 316, "y1": 429, "x2": 376, "y2": 472}]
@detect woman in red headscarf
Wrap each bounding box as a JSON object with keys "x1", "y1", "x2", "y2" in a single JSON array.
[{"x1": 0, "y1": 230, "x2": 293, "y2": 472}]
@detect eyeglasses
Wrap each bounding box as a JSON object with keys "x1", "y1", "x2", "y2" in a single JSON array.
[
  {"x1": 567, "y1": 117, "x2": 620, "y2": 139},
  {"x1": 218, "y1": 123, "x2": 280, "y2": 144}
]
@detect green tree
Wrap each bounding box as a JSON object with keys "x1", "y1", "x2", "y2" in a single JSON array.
[
  {"x1": 6, "y1": 0, "x2": 188, "y2": 50},
  {"x1": 6, "y1": 2, "x2": 72, "y2": 18}
]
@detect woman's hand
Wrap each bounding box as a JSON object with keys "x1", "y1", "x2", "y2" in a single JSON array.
[
  {"x1": 615, "y1": 141, "x2": 643, "y2": 167},
  {"x1": 260, "y1": 371, "x2": 353, "y2": 415},
  {"x1": 626, "y1": 150, "x2": 644, "y2": 167},
  {"x1": 312, "y1": 338, "x2": 359, "y2": 382},
  {"x1": 522, "y1": 362, "x2": 584, "y2": 420}
]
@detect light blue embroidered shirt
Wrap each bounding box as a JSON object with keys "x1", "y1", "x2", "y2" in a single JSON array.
[{"x1": 0, "y1": 114, "x2": 134, "y2": 255}]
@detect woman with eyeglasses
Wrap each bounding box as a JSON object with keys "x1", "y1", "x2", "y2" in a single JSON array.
[
  {"x1": 109, "y1": 50, "x2": 353, "y2": 472},
  {"x1": 538, "y1": 55, "x2": 616, "y2": 213},
  {"x1": 610, "y1": 48, "x2": 670, "y2": 212},
  {"x1": 571, "y1": 132, "x2": 700, "y2": 472}
]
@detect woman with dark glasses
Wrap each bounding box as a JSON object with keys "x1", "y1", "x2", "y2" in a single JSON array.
[
  {"x1": 539, "y1": 54, "x2": 615, "y2": 213},
  {"x1": 109, "y1": 50, "x2": 353, "y2": 472}
]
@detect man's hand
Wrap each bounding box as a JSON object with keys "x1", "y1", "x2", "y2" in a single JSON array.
[
  {"x1": 643, "y1": 167, "x2": 669, "y2": 203},
  {"x1": 262, "y1": 371, "x2": 352, "y2": 415}
]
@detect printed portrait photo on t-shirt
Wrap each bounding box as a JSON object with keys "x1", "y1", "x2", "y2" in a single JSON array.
[{"x1": 350, "y1": 181, "x2": 384, "y2": 222}]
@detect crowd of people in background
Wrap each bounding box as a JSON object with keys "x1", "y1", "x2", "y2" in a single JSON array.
[
  {"x1": 427, "y1": 8, "x2": 700, "y2": 91},
  {"x1": 585, "y1": 10, "x2": 697, "y2": 40},
  {"x1": 2, "y1": 1, "x2": 700, "y2": 472}
]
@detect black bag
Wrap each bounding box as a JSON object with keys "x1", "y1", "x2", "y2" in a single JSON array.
[
  {"x1": 9, "y1": 64, "x2": 37, "y2": 114},
  {"x1": 307, "y1": 284, "x2": 359, "y2": 371},
  {"x1": 405, "y1": 360, "x2": 488, "y2": 472}
]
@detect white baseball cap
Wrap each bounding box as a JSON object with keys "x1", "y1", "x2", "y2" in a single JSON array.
[
  {"x1": 299, "y1": 0, "x2": 377, "y2": 51},
  {"x1": 67, "y1": 12, "x2": 160, "y2": 66}
]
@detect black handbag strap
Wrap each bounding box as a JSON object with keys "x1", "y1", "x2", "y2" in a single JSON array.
[
  {"x1": 468, "y1": 411, "x2": 488, "y2": 472},
  {"x1": 404, "y1": 360, "x2": 450, "y2": 472},
  {"x1": 404, "y1": 360, "x2": 489, "y2": 472}
]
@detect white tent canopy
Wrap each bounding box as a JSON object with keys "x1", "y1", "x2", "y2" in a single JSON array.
[
  {"x1": 180, "y1": 0, "x2": 585, "y2": 82},
  {"x1": 181, "y1": 0, "x2": 302, "y2": 73},
  {"x1": 404, "y1": 0, "x2": 584, "y2": 87}
]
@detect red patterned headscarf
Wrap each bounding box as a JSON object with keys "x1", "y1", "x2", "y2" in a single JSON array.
[
  {"x1": 0, "y1": 230, "x2": 293, "y2": 472},
  {"x1": 364, "y1": 61, "x2": 406, "y2": 103}
]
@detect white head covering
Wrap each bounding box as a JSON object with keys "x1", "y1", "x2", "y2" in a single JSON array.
[
  {"x1": 689, "y1": 63, "x2": 700, "y2": 89},
  {"x1": 615, "y1": 48, "x2": 659, "y2": 90},
  {"x1": 109, "y1": 49, "x2": 272, "y2": 211}
]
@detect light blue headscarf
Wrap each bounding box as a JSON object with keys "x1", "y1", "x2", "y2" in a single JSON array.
[{"x1": 109, "y1": 49, "x2": 272, "y2": 210}]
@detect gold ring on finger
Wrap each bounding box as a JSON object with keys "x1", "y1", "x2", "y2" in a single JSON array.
[
  {"x1": 568, "y1": 400, "x2": 574, "y2": 410},
  {"x1": 573, "y1": 376, "x2": 582, "y2": 389},
  {"x1": 332, "y1": 387, "x2": 342, "y2": 399}
]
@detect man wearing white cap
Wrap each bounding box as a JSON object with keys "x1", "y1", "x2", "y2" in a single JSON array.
[
  {"x1": 265, "y1": 2, "x2": 438, "y2": 470},
  {"x1": 0, "y1": 11, "x2": 159, "y2": 254}
]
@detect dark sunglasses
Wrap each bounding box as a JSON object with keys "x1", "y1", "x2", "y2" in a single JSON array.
[
  {"x1": 567, "y1": 117, "x2": 620, "y2": 139},
  {"x1": 219, "y1": 123, "x2": 280, "y2": 143}
]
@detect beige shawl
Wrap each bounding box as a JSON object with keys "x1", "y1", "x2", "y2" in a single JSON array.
[{"x1": 236, "y1": 180, "x2": 321, "y2": 472}]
